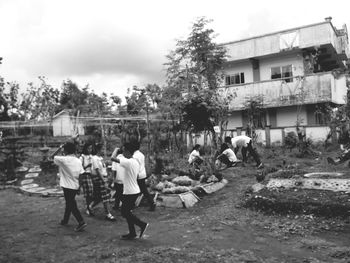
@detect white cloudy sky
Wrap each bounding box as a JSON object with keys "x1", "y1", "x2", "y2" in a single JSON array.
[{"x1": 0, "y1": 0, "x2": 349, "y2": 100}]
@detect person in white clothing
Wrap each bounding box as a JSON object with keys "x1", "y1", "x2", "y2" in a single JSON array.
[
  {"x1": 188, "y1": 144, "x2": 204, "y2": 170},
  {"x1": 52, "y1": 142, "x2": 87, "y2": 232},
  {"x1": 79, "y1": 143, "x2": 94, "y2": 216},
  {"x1": 112, "y1": 142, "x2": 149, "y2": 240},
  {"x1": 89, "y1": 143, "x2": 116, "y2": 221},
  {"x1": 111, "y1": 147, "x2": 124, "y2": 210},
  {"x1": 133, "y1": 141, "x2": 156, "y2": 211},
  {"x1": 225, "y1": 135, "x2": 263, "y2": 168}
]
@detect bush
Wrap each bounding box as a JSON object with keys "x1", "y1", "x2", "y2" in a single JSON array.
[{"x1": 285, "y1": 132, "x2": 298, "y2": 150}]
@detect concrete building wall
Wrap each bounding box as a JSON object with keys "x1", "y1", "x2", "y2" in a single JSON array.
[
  {"x1": 332, "y1": 75, "x2": 347, "y2": 104},
  {"x1": 226, "y1": 112, "x2": 243, "y2": 129},
  {"x1": 259, "y1": 53, "x2": 304, "y2": 81},
  {"x1": 270, "y1": 129, "x2": 284, "y2": 145},
  {"x1": 306, "y1": 126, "x2": 330, "y2": 142},
  {"x1": 52, "y1": 112, "x2": 85, "y2": 137},
  {"x1": 276, "y1": 106, "x2": 307, "y2": 127},
  {"x1": 224, "y1": 61, "x2": 254, "y2": 83},
  {"x1": 52, "y1": 113, "x2": 72, "y2": 137},
  {"x1": 224, "y1": 22, "x2": 345, "y2": 61}
]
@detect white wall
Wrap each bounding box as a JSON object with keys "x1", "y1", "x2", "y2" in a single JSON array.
[
  {"x1": 53, "y1": 114, "x2": 72, "y2": 137},
  {"x1": 270, "y1": 129, "x2": 283, "y2": 145},
  {"x1": 255, "y1": 129, "x2": 266, "y2": 145},
  {"x1": 52, "y1": 113, "x2": 85, "y2": 137},
  {"x1": 224, "y1": 61, "x2": 254, "y2": 83},
  {"x1": 306, "y1": 126, "x2": 330, "y2": 142},
  {"x1": 276, "y1": 106, "x2": 307, "y2": 127},
  {"x1": 226, "y1": 112, "x2": 243, "y2": 129},
  {"x1": 259, "y1": 53, "x2": 304, "y2": 81}
]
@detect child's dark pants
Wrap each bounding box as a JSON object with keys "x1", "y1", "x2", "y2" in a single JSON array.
[
  {"x1": 62, "y1": 187, "x2": 84, "y2": 224},
  {"x1": 121, "y1": 194, "x2": 146, "y2": 236}
]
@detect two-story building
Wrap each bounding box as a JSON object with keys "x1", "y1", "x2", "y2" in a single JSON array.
[{"x1": 219, "y1": 17, "x2": 349, "y2": 144}]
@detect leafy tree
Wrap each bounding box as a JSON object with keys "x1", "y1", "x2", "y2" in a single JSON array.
[
  {"x1": 0, "y1": 76, "x2": 11, "y2": 121},
  {"x1": 0, "y1": 77, "x2": 22, "y2": 121},
  {"x1": 243, "y1": 95, "x2": 265, "y2": 140},
  {"x1": 58, "y1": 79, "x2": 87, "y2": 114},
  {"x1": 125, "y1": 85, "x2": 160, "y2": 115},
  {"x1": 145, "y1": 83, "x2": 162, "y2": 108},
  {"x1": 19, "y1": 77, "x2": 60, "y2": 121},
  {"x1": 125, "y1": 86, "x2": 143, "y2": 115},
  {"x1": 163, "y1": 17, "x2": 229, "y2": 148},
  {"x1": 110, "y1": 94, "x2": 122, "y2": 110}
]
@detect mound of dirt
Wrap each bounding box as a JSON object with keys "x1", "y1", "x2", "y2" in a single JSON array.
[{"x1": 244, "y1": 187, "x2": 350, "y2": 217}]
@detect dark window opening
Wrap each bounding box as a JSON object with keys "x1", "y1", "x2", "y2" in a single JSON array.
[
  {"x1": 225, "y1": 72, "x2": 245, "y2": 85},
  {"x1": 271, "y1": 65, "x2": 293, "y2": 82}
]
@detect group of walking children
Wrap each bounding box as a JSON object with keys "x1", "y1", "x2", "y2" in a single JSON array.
[
  {"x1": 51, "y1": 139, "x2": 150, "y2": 240},
  {"x1": 79, "y1": 142, "x2": 115, "y2": 221}
]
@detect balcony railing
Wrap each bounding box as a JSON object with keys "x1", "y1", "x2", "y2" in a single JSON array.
[
  {"x1": 218, "y1": 72, "x2": 347, "y2": 110},
  {"x1": 224, "y1": 22, "x2": 349, "y2": 61}
]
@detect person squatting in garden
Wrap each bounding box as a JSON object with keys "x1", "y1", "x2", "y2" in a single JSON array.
[
  {"x1": 328, "y1": 119, "x2": 350, "y2": 165},
  {"x1": 112, "y1": 142, "x2": 149, "y2": 240},
  {"x1": 225, "y1": 135, "x2": 263, "y2": 169},
  {"x1": 188, "y1": 144, "x2": 204, "y2": 170},
  {"x1": 79, "y1": 142, "x2": 94, "y2": 216},
  {"x1": 132, "y1": 140, "x2": 156, "y2": 211},
  {"x1": 88, "y1": 143, "x2": 116, "y2": 221},
  {"x1": 52, "y1": 142, "x2": 87, "y2": 232},
  {"x1": 216, "y1": 142, "x2": 239, "y2": 169},
  {"x1": 111, "y1": 146, "x2": 124, "y2": 211}
]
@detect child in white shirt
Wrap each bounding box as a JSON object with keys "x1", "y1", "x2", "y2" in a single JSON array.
[
  {"x1": 89, "y1": 143, "x2": 116, "y2": 221},
  {"x1": 112, "y1": 142, "x2": 149, "y2": 240},
  {"x1": 52, "y1": 142, "x2": 87, "y2": 232}
]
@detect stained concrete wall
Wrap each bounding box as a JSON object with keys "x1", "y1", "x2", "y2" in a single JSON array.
[
  {"x1": 224, "y1": 61, "x2": 254, "y2": 83},
  {"x1": 259, "y1": 53, "x2": 304, "y2": 81},
  {"x1": 224, "y1": 22, "x2": 345, "y2": 61},
  {"x1": 226, "y1": 112, "x2": 243, "y2": 129},
  {"x1": 276, "y1": 106, "x2": 307, "y2": 127}
]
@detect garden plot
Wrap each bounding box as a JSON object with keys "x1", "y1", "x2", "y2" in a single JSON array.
[
  {"x1": 244, "y1": 170, "x2": 350, "y2": 217},
  {"x1": 143, "y1": 174, "x2": 228, "y2": 208}
]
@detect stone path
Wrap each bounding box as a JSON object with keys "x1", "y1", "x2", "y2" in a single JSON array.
[{"x1": 18, "y1": 166, "x2": 63, "y2": 197}]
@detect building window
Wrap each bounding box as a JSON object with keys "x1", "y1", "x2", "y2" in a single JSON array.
[
  {"x1": 271, "y1": 65, "x2": 293, "y2": 82},
  {"x1": 225, "y1": 72, "x2": 245, "y2": 85}
]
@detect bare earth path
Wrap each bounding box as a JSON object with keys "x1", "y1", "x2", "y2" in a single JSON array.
[{"x1": 1, "y1": 168, "x2": 350, "y2": 262}]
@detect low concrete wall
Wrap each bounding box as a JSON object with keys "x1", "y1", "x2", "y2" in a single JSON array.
[{"x1": 186, "y1": 125, "x2": 332, "y2": 147}]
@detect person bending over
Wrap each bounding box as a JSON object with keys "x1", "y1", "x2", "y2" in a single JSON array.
[{"x1": 225, "y1": 135, "x2": 263, "y2": 169}]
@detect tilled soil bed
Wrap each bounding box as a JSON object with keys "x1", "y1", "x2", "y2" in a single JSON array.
[{"x1": 244, "y1": 187, "x2": 350, "y2": 217}]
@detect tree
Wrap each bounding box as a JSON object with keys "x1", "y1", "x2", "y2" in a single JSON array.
[
  {"x1": 0, "y1": 76, "x2": 11, "y2": 121},
  {"x1": 19, "y1": 77, "x2": 60, "y2": 121},
  {"x1": 125, "y1": 85, "x2": 161, "y2": 116},
  {"x1": 163, "y1": 17, "x2": 229, "y2": 148},
  {"x1": 243, "y1": 95, "x2": 265, "y2": 140},
  {"x1": 58, "y1": 79, "x2": 87, "y2": 114},
  {"x1": 110, "y1": 94, "x2": 122, "y2": 111},
  {"x1": 0, "y1": 77, "x2": 22, "y2": 121}
]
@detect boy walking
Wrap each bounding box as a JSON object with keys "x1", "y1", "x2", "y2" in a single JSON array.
[
  {"x1": 112, "y1": 142, "x2": 149, "y2": 240},
  {"x1": 132, "y1": 141, "x2": 156, "y2": 211},
  {"x1": 52, "y1": 142, "x2": 87, "y2": 232}
]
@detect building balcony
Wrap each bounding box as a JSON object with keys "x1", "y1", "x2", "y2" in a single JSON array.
[
  {"x1": 218, "y1": 72, "x2": 347, "y2": 111},
  {"x1": 223, "y1": 21, "x2": 349, "y2": 62}
]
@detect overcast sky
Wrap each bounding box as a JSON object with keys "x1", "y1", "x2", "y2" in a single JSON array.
[{"x1": 0, "y1": 0, "x2": 349, "y2": 100}]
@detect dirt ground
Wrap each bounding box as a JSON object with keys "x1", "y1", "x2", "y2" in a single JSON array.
[{"x1": 2, "y1": 148, "x2": 350, "y2": 262}]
